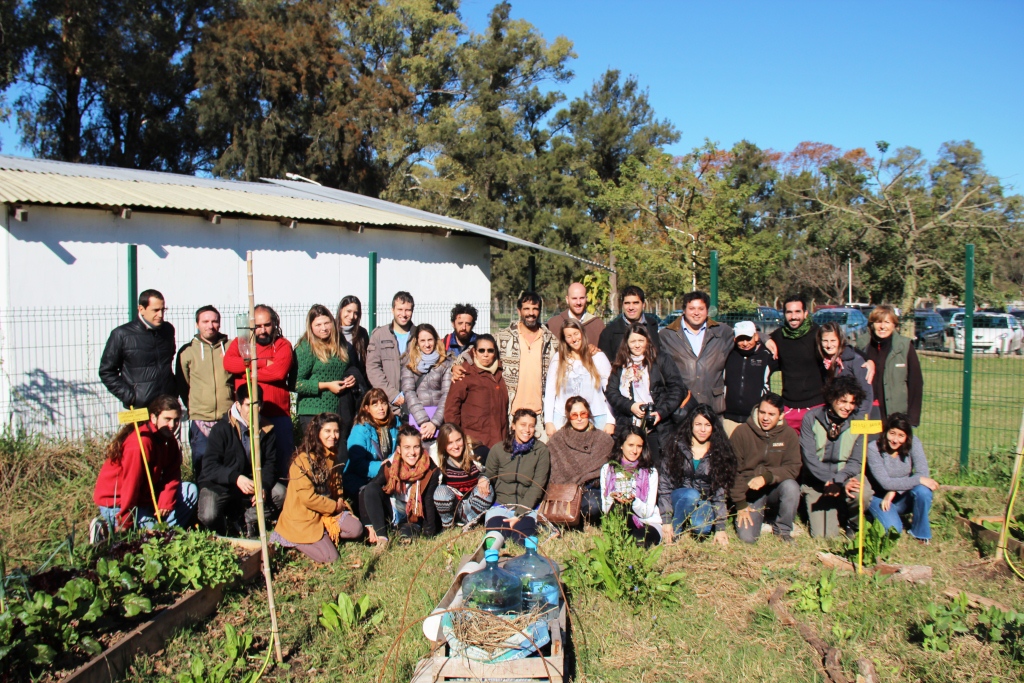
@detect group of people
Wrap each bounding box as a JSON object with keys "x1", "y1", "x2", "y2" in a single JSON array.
[{"x1": 91, "y1": 282, "x2": 935, "y2": 562}]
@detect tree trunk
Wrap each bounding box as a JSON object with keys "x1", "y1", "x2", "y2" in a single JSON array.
[
  {"x1": 900, "y1": 257, "x2": 919, "y2": 336},
  {"x1": 608, "y1": 222, "x2": 618, "y2": 316}
]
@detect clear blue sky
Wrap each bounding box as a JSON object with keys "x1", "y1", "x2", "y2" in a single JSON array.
[{"x1": 461, "y1": 0, "x2": 1024, "y2": 190}]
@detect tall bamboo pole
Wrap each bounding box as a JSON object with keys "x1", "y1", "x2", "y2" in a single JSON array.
[
  {"x1": 996, "y1": 406, "x2": 1024, "y2": 562},
  {"x1": 246, "y1": 251, "x2": 283, "y2": 662}
]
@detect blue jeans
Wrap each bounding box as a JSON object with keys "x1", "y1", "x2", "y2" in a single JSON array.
[
  {"x1": 868, "y1": 484, "x2": 932, "y2": 540},
  {"x1": 671, "y1": 487, "x2": 719, "y2": 536},
  {"x1": 99, "y1": 481, "x2": 198, "y2": 529}
]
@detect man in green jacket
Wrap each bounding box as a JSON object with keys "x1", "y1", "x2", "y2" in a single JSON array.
[
  {"x1": 730, "y1": 393, "x2": 802, "y2": 543},
  {"x1": 176, "y1": 305, "x2": 233, "y2": 479}
]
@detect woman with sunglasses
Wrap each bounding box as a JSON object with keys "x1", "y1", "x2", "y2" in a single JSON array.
[
  {"x1": 546, "y1": 396, "x2": 614, "y2": 525},
  {"x1": 443, "y1": 334, "x2": 509, "y2": 463}
]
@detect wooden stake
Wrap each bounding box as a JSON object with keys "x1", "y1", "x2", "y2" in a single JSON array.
[
  {"x1": 130, "y1": 407, "x2": 163, "y2": 525},
  {"x1": 996, "y1": 405, "x2": 1024, "y2": 562},
  {"x1": 246, "y1": 251, "x2": 283, "y2": 663}
]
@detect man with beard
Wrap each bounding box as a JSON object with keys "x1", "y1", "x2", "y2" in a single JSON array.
[
  {"x1": 598, "y1": 285, "x2": 661, "y2": 361},
  {"x1": 443, "y1": 303, "x2": 478, "y2": 355},
  {"x1": 451, "y1": 292, "x2": 557, "y2": 429},
  {"x1": 547, "y1": 282, "x2": 605, "y2": 347},
  {"x1": 766, "y1": 295, "x2": 825, "y2": 435},
  {"x1": 223, "y1": 304, "x2": 293, "y2": 496},
  {"x1": 366, "y1": 291, "x2": 415, "y2": 411},
  {"x1": 176, "y1": 305, "x2": 233, "y2": 479}
]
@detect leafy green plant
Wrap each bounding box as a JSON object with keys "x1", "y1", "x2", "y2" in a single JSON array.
[
  {"x1": 789, "y1": 571, "x2": 837, "y2": 614},
  {"x1": 977, "y1": 605, "x2": 1024, "y2": 661},
  {"x1": 177, "y1": 624, "x2": 257, "y2": 683},
  {"x1": 564, "y1": 506, "x2": 685, "y2": 609},
  {"x1": 831, "y1": 623, "x2": 853, "y2": 642},
  {"x1": 921, "y1": 593, "x2": 970, "y2": 652},
  {"x1": 843, "y1": 519, "x2": 901, "y2": 566},
  {"x1": 319, "y1": 592, "x2": 382, "y2": 633}
]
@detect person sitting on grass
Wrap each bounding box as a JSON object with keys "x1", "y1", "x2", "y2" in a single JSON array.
[
  {"x1": 547, "y1": 396, "x2": 615, "y2": 526},
  {"x1": 483, "y1": 409, "x2": 550, "y2": 546},
  {"x1": 729, "y1": 393, "x2": 802, "y2": 544},
  {"x1": 343, "y1": 388, "x2": 401, "y2": 497},
  {"x1": 600, "y1": 426, "x2": 662, "y2": 547},
  {"x1": 799, "y1": 375, "x2": 873, "y2": 539},
  {"x1": 867, "y1": 413, "x2": 939, "y2": 544},
  {"x1": 358, "y1": 426, "x2": 440, "y2": 548},
  {"x1": 658, "y1": 404, "x2": 736, "y2": 546},
  {"x1": 432, "y1": 423, "x2": 495, "y2": 529},
  {"x1": 92, "y1": 395, "x2": 197, "y2": 541},
  {"x1": 271, "y1": 413, "x2": 363, "y2": 563}
]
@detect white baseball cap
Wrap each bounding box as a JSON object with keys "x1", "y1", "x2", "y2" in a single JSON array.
[{"x1": 733, "y1": 320, "x2": 757, "y2": 338}]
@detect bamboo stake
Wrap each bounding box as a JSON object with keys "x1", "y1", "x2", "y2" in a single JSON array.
[
  {"x1": 130, "y1": 407, "x2": 163, "y2": 525},
  {"x1": 246, "y1": 251, "x2": 283, "y2": 663},
  {"x1": 996, "y1": 406, "x2": 1024, "y2": 562}
]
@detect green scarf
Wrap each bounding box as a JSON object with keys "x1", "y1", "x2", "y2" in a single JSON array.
[{"x1": 781, "y1": 316, "x2": 812, "y2": 339}]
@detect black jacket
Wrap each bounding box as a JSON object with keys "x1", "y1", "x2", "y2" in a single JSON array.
[
  {"x1": 722, "y1": 343, "x2": 778, "y2": 422},
  {"x1": 198, "y1": 412, "x2": 278, "y2": 497},
  {"x1": 99, "y1": 318, "x2": 177, "y2": 409},
  {"x1": 598, "y1": 313, "x2": 661, "y2": 361},
  {"x1": 605, "y1": 355, "x2": 687, "y2": 432}
]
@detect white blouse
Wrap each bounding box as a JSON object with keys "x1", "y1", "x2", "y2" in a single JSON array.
[{"x1": 543, "y1": 351, "x2": 613, "y2": 426}]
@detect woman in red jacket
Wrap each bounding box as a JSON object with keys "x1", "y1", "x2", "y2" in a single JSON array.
[
  {"x1": 443, "y1": 335, "x2": 509, "y2": 464},
  {"x1": 91, "y1": 395, "x2": 197, "y2": 541}
]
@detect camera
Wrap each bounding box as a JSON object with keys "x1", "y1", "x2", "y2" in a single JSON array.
[{"x1": 641, "y1": 403, "x2": 658, "y2": 430}]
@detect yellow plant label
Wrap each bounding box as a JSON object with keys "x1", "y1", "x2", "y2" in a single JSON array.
[
  {"x1": 117, "y1": 407, "x2": 150, "y2": 424},
  {"x1": 850, "y1": 419, "x2": 883, "y2": 435}
]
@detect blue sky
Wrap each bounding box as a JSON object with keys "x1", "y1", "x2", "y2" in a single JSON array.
[
  {"x1": 2, "y1": 1, "x2": 1020, "y2": 189},
  {"x1": 461, "y1": 0, "x2": 1024, "y2": 189}
]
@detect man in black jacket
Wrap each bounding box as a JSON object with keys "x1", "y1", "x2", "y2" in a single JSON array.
[
  {"x1": 99, "y1": 289, "x2": 176, "y2": 409},
  {"x1": 722, "y1": 321, "x2": 778, "y2": 436},
  {"x1": 197, "y1": 383, "x2": 278, "y2": 537},
  {"x1": 598, "y1": 285, "x2": 661, "y2": 360}
]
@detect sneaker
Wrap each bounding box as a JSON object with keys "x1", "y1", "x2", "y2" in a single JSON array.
[
  {"x1": 89, "y1": 517, "x2": 108, "y2": 546},
  {"x1": 760, "y1": 523, "x2": 773, "y2": 535},
  {"x1": 779, "y1": 534, "x2": 795, "y2": 544}
]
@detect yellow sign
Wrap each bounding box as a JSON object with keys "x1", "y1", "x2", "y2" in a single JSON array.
[
  {"x1": 850, "y1": 419, "x2": 883, "y2": 435},
  {"x1": 117, "y1": 407, "x2": 150, "y2": 424}
]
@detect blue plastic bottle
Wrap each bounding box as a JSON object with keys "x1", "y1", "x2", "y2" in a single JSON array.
[
  {"x1": 503, "y1": 536, "x2": 560, "y2": 613},
  {"x1": 461, "y1": 549, "x2": 523, "y2": 616}
]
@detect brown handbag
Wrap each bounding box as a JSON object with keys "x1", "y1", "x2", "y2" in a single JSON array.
[{"x1": 538, "y1": 484, "x2": 583, "y2": 526}]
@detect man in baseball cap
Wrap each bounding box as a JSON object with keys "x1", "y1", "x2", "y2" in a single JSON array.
[{"x1": 721, "y1": 320, "x2": 778, "y2": 436}]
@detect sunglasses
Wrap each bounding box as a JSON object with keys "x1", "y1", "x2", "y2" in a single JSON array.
[
  {"x1": 569, "y1": 411, "x2": 590, "y2": 419},
  {"x1": 476, "y1": 347, "x2": 496, "y2": 354}
]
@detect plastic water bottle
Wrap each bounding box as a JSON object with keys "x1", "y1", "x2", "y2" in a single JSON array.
[
  {"x1": 461, "y1": 549, "x2": 523, "y2": 616},
  {"x1": 503, "y1": 536, "x2": 560, "y2": 614}
]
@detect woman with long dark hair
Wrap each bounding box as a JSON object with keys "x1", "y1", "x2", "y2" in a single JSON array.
[
  {"x1": 294, "y1": 305, "x2": 352, "y2": 434},
  {"x1": 271, "y1": 413, "x2": 363, "y2": 563},
  {"x1": 431, "y1": 423, "x2": 495, "y2": 528},
  {"x1": 547, "y1": 396, "x2": 614, "y2": 524},
  {"x1": 482, "y1": 408, "x2": 550, "y2": 545},
  {"x1": 606, "y1": 323, "x2": 686, "y2": 464},
  {"x1": 866, "y1": 413, "x2": 938, "y2": 542},
  {"x1": 658, "y1": 404, "x2": 737, "y2": 545},
  {"x1": 600, "y1": 426, "x2": 662, "y2": 547},
  {"x1": 400, "y1": 323, "x2": 454, "y2": 442},
  {"x1": 343, "y1": 388, "x2": 400, "y2": 495},
  {"x1": 336, "y1": 296, "x2": 371, "y2": 442},
  {"x1": 816, "y1": 321, "x2": 872, "y2": 418},
  {"x1": 544, "y1": 319, "x2": 614, "y2": 437}
]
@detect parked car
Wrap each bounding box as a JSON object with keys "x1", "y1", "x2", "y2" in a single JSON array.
[
  {"x1": 717, "y1": 307, "x2": 784, "y2": 336},
  {"x1": 913, "y1": 310, "x2": 947, "y2": 351},
  {"x1": 954, "y1": 314, "x2": 1024, "y2": 355},
  {"x1": 811, "y1": 307, "x2": 871, "y2": 348},
  {"x1": 936, "y1": 307, "x2": 964, "y2": 338},
  {"x1": 658, "y1": 310, "x2": 682, "y2": 329}
]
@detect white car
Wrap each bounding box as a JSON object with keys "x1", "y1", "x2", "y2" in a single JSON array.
[{"x1": 954, "y1": 314, "x2": 1024, "y2": 355}]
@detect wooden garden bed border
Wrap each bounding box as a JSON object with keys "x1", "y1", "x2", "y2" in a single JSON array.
[{"x1": 954, "y1": 516, "x2": 1024, "y2": 561}]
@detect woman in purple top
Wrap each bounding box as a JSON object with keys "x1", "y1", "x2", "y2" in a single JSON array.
[{"x1": 866, "y1": 413, "x2": 939, "y2": 542}]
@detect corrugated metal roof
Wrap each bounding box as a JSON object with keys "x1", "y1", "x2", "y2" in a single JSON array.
[{"x1": 0, "y1": 155, "x2": 613, "y2": 271}]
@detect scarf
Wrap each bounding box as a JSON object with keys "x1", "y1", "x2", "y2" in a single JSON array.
[
  {"x1": 824, "y1": 407, "x2": 847, "y2": 440},
  {"x1": 604, "y1": 458, "x2": 650, "y2": 528},
  {"x1": 510, "y1": 437, "x2": 535, "y2": 459},
  {"x1": 619, "y1": 355, "x2": 653, "y2": 412},
  {"x1": 382, "y1": 455, "x2": 435, "y2": 524},
  {"x1": 473, "y1": 353, "x2": 500, "y2": 374},
  {"x1": 781, "y1": 316, "x2": 812, "y2": 339},
  {"x1": 822, "y1": 355, "x2": 843, "y2": 372},
  {"x1": 340, "y1": 324, "x2": 355, "y2": 343},
  {"x1": 417, "y1": 351, "x2": 440, "y2": 373},
  {"x1": 372, "y1": 422, "x2": 393, "y2": 460}
]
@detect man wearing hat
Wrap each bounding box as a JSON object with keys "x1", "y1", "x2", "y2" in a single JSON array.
[{"x1": 721, "y1": 320, "x2": 778, "y2": 437}]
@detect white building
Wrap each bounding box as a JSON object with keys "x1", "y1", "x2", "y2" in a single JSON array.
[{"x1": 0, "y1": 156, "x2": 589, "y2": 436}]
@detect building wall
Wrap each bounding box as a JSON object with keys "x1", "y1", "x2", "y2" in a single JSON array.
[{"x1": 0, "y1": 204, "x2": 492, "y2": 436}]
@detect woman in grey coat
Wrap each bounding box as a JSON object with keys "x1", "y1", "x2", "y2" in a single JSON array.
[
  {"x1": 816, "y1": 322, "x2": 874, "y2": 418},
  {"x1": 399, "y1": 324, "x2": 454, "y2": 442}
]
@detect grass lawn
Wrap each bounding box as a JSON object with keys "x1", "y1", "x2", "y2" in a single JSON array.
[{"x1": 5, "y1": 432, "x2": 1024, "y2": 683}]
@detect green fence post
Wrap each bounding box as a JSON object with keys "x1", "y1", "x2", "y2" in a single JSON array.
[
  {"x1": 960, "y1": 243, "x2": 975, "y2": 471},
  {"x1": 127, "y1": 244, "x2": 138, "y2": 324},
  {"x1": 528, "y1": 255, "x2": 536, "y2": 293},
  {"x1": 709, "y1": 249, "x2": 719, "y2": 316},
  {"x1": 368, "y1": 251, "x2": 377, "y2": 331}
]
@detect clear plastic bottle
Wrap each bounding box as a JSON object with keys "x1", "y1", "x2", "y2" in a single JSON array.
[
  {"x1": 461, "y1": 549, "x2": 523, "y2": 616},
  {"x1": 503, "y1": 536, "x2": 560, "y2": 613}
]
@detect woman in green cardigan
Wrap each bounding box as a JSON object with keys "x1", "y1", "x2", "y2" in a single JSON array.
[{"x1": 295, "y1": 305, "x2": 353, "y2": 437}]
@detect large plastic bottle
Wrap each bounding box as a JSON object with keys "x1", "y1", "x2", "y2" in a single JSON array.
[
  {"x1": 461, "y1": 549, "x2": 523, "y2": 616},
  {"x1": 503, "y1": 536, "x2": 560, "y2": 614}
]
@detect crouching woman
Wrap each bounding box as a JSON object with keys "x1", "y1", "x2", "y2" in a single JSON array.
[
  {"x1": 867, "y1": 413, "x2": 939, "y2": 543},
  {"x1": 271, "y1": 413, "x2": 363, "y2": 563},
  {"x1": 600, "y1": 427, "x2": 662, "y2": 547}
]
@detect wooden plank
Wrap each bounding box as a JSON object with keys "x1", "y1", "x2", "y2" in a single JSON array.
[
  {"x1": 954, "y1": 516, "x2": 1024, "y2": 560},
  {"x1": 942, "y1": 588, "x2": 1012, "y2": 612},
  {"x1": 432, "y1": 654, "x2": 564, "y2": 679}
]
